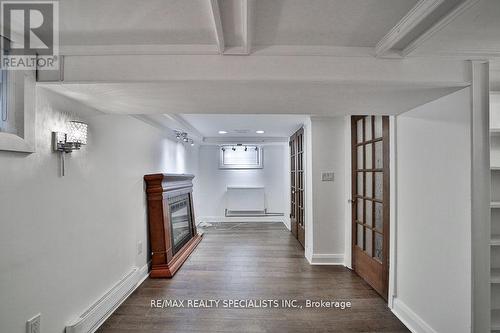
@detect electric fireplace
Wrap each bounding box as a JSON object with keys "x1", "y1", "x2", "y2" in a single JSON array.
[{"x1": 144, "y1": 173, "x2": 202, "y2": 278}]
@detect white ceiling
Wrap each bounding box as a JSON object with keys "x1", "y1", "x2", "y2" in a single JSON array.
[
  {"x1": 253, "y1": 0, "x2": 418, "y2": 47},
  {"x1": 60, "y1": 0, "x2": 215, "y2": 46},
  {"x1": 56, "y1": 0, "x2": 419, "y2": 51},
  {"x1": 412, "y1": 0, "x2": 500, "y2": 56},
  {"x1": 43, "y1": 81, "x2": 466, "y2": 117},
  {"x1": 180, "y1": 114, "x2": 307, "y2": 138}
]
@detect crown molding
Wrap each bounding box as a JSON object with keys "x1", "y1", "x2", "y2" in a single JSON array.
[{"x1": 60, "y1": 44, "x2": 220, "y2": 56}]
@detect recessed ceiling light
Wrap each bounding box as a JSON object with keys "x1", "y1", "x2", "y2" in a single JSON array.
[
  {"x1": 256, "y1": 130, "x2": 265, "y2": 134},
  {"x1": 218, "y1": 130, "x2": 228, "y2": 134}
]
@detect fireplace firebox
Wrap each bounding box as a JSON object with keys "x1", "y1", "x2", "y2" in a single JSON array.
[{"x1": 144, "y1": 173, "x2": 202, "y2": 278}]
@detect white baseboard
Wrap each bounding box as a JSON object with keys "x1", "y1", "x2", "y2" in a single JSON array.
[
  {"x1": 65, "y1": 262, "x2": 150, "y2": 333},
  {"x1": 309, "y1": 253, "x2": 345, "y2": 265},
  {"x1": 197, "y1": 216, "x2": 285, "y2": 223},
  {"x1": 392, "y1": 298, "x2": 437, "y2": 333}
]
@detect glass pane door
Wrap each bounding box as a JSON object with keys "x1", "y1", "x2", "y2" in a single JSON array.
[{"x1": 169, "y1": 193, "x2": 193, "y2": 255}]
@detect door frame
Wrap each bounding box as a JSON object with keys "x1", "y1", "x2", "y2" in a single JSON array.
[
  {"x1": 345, "y1": 115, "x2": 397, "y2": 305},
  {"x1": 290, "y1": 127, "x2": 305, "y2": 249}
]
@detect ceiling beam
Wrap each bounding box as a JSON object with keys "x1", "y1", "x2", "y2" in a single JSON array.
[
  {"x1": 133, "y1": 114, "x2": 204, "y2": 143},
  {"x1": 208, "y1": 0, "x2": 225, "y2": 55},
  {"x1": 401, "y1": 0, "x2": 481, "y2": 56},
  {"x1": 203, "y1": 136, "x2": 288, "y2": 144},
  {"x1": 165, "y1": 114, "x2": 205, "y2": 141},
  {"x1": 222, "y1": 0, "x2": 255, "y2": 56},
  {"x1": 37, "y1": 54, "x2": 471, "y2": 85},
  {"x1": 242, "y1": 0, "x2": 255, "y2": 55},
  {"x1": 375, "y1": 0, "x2": 445, "y2": 57}
]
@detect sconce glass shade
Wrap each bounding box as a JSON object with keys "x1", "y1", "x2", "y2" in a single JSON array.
[{"x1": 66, "y1": 121, "x2": 88, "y2": 145}]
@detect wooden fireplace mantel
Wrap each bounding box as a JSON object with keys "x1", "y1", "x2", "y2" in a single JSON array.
[{"x1": 144, "y1": 173, "x2": 202, "y2": 278}]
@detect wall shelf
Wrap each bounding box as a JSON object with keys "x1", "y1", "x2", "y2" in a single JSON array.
[
  {"x1": 492, "y1": 236, "x2": 500, "y2": 246},
  {"x1": 492, "y1": 92, "x2": 500, "y2": 331},
  {"x1": 493, "y1": 309, "x2": 500, "y2": 330},
  {"x1": 492, "y1": 269, "x2": 500, "y2": 284}
]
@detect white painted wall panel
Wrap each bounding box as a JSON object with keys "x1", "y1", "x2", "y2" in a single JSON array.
[{"x1": 394, "y1": 88, "x2": 471, "y2": 333}]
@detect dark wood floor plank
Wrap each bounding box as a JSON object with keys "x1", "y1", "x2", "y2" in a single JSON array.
[{"x1": 97, "y1": 222, "x2": 408, "y2": 333}]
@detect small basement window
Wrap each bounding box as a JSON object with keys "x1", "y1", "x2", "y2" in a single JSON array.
[{"x1": 219, "y1": 145, "x2": 263, "y2": 169}]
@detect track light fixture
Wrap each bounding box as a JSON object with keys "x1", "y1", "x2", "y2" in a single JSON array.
[{"x1": 174, "y1": 130, "x2": 195, "y2": 147}]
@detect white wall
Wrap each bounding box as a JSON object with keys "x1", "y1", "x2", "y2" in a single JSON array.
[
  {"x1": 195, "y1": 144, "x2": 289, "y2": 226},
  {"x1": 0, "y1": 88, "x2": 197, "y2": 333},
  {"x1": 309, "y1": 116, "x2": 346, "y2": 264},
  {"x1": 393, "y1": 88, "x2": 471, "y2": 333}
]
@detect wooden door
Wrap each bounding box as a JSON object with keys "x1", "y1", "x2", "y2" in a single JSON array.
[
  {"x1": 290, "y1": 128, "x2": 305, "y2": 248},
  {"x1": 351, "y1": 116, "x2": 390, "y2": 300}
]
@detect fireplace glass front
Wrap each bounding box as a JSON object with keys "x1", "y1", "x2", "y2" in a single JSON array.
[{"x1": 168, "y1": 193, "x2": 194, "y2": 255}]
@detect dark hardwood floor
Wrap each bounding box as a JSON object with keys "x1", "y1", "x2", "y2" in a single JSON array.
[{"x1": 97, "y1": 222, "x2": 409, "y2": 333}]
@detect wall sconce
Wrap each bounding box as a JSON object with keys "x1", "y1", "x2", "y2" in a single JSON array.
[{"x1": 52, "y1": 121, "x2": 88, "y2": 176}]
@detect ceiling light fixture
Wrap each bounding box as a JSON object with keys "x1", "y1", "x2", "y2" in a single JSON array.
[
  {"x1": 256, "y1": 130, "x2": 265, "y2": 134},
  {"x1": 218, "y1": 130, "x2": 228, "y2": 134}
]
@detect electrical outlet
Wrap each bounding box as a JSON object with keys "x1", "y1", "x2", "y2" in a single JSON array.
[
  {"x1": 27, "y1": 314, "x2": 40, "y2": 333},
  {"x1": 137, "y1": 241, "x2": 143, "y2": 255}
]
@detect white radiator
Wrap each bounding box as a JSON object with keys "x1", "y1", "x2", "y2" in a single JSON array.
[{"x1": 226, "y1": 186, "x2": 265, "y2": 215}]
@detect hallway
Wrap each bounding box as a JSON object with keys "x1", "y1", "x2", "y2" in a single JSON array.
[{"x1": 97, "y1": 223, "x2": 408, "y2": 333}]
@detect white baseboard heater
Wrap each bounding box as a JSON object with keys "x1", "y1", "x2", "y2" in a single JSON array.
[
  {"x1": 65, "y1": 266, "x2": 146, "y2": 333},
  {"x1": 226, "y1": 186, "x2": 266, "y2": 216},
  {"x1": 225, "y1": 186, "x2": 283, "y2": 217}
]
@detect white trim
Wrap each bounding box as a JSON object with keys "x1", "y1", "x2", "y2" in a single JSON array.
[
  {"x1": 375, "y1": 0, "x2": 445, "y2": 56},
  {"x1": 388, "y1": 116, "x2": 398, "y2": 308},
  {"x1": 0, "y1": 70, "x2": 36, "y2": 153},
  {"x1": 309, "y1": 254, "x2": 345, "y2": 265},
  {"x1": 470, "y1": 60, "x2": 491, "y2": 333},
  {"x1": 203, "y1": 136, "x2": 288, "y2": 144},
  {"x1": 61, "y1": 44, "x2": 220, "y2": 56},
  {"x1": 196, "y1": 216, "x2": 285, "y2": 223},
  {"x1": 65, "y1": 262, "x2": 149, "y2": 333},
  {"x1": 344, "y1": 116, "x2": 352, "y2": 269},
  {"x1": 252, "y1": 45, "x2": 379, "y2": 57},
  {"x1": 392, "y1": 298, "x2": 438, "y2": 333},
  {"x1": 401, "y1": 0, "x2": 481, "y2": 57},
  {"x1": 208, "y1": 0, "x2": 225, "y2": 54},
  {"x1": 304, "y1": 117, "x2": 314, "y2": 263}
]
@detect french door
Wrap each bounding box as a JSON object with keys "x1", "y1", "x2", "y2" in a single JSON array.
[
  {"x1": 290, "y1": 127, "x2": 305, "y2": 248},
  {"x1": 351, "y1": 116, "x2": 390, "y2": 300}
]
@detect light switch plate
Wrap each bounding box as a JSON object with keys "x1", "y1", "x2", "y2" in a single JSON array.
[{"x1": 321, "y1": 172, "x2": 334, "y2": 182}]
